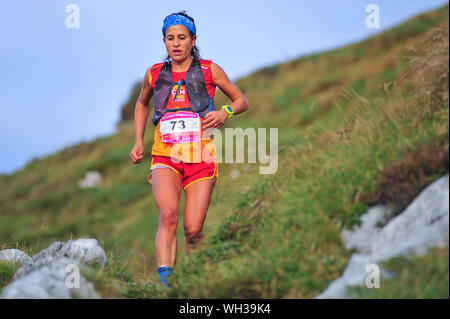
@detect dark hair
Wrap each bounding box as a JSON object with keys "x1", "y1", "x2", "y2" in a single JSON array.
[{"x1": 163, "y1": 11, "x2": 201, "y2": 62}]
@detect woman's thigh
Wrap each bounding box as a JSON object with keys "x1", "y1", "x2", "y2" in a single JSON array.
[
  {"x1": 183, "y1": 178, "x2": 216, "y2": 232},
  {"x1": 151, "y1": 168, "x2": 183, "y2": 214}
]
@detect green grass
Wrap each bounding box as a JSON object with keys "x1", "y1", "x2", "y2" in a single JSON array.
[
  {"x1": 0, "y1": 262, "x2": 20, "y2": 294},
  {"x1": 348, "y1": 246, "x2": 449, "y2": 299}
]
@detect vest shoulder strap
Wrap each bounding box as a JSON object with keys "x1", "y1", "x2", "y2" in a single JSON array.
[
  {"x1": 150, "y1": 62, "x2": 165, "y2": 88},
  {"x1": 152, "y1": 62, "x2": 164, "y2": 68},
  {"x1": 200, "y1": 59, "x2": 212, "y2": 68}
]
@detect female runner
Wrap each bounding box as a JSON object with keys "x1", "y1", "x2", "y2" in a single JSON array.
[{"x1": 129, "y1": 11, "x2": 249, "y2": 287}]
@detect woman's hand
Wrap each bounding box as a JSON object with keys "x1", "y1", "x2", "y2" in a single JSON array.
[
  {"x1": 129, "y1": 142, "x2": 144, "y2": 164},
  {"x1": 202, "y1": 109, "x2": 228, "y2": 129}
]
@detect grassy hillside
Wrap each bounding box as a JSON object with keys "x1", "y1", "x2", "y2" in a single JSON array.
[{"x1": 0, "y1": 4, "x2": 448, "y2": 298}]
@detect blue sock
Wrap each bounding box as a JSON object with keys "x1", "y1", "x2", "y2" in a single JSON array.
[{"x1": 158, "y1": 266, "x2": 173, "y2": 288}]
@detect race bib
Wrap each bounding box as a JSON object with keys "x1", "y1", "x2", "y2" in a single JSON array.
[{"x1": 159, "y1": 111, "x2": 201, "y2": 143}]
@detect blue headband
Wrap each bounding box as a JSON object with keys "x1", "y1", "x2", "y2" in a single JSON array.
[{"x1": 162, "y1": 14, "x2": 196, "y2": 36}]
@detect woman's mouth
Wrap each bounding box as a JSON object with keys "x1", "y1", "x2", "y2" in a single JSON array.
[{"x1": 173, "y1": 50, "x2": 182, "y2": 55}]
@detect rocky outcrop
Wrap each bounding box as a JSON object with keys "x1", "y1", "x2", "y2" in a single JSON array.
[
  {"x1": 0, "y1": 257, "x2": 99, "y2": 299},
  {"x1": 0, "y1": 249, "x2": 31, "y2": 265},
  {"x1": 316, "y1": 174, "x2": 449, "y2": 299},
  {"x1": 15, "y1": 238, "x2": 107, "y2": 279},
  {"x1": 0, "y1": 238, "x2": 107, "y2": 299}
]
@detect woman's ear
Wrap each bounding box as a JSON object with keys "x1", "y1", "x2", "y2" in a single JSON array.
[{"x1": 192, "y1": 34, "x2": 197, "y2": 47}]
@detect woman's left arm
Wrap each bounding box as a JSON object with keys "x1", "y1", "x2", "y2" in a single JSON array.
[{"x1": 202, "y1": 62, "x2": 249, "y2": 129}]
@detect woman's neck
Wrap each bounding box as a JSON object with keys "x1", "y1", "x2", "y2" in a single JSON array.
[{"x1": 171, "y1": 56, "x2": 194, "y2": 72}]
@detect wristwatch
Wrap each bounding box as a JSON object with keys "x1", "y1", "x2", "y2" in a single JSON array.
[{"x1": 222, "y1": 105, "x2": 234, "y2": 119}]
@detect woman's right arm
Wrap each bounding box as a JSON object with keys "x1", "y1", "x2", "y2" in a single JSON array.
[{"x1": 129, "y1": 68, "x2": 154, "y2": 164}]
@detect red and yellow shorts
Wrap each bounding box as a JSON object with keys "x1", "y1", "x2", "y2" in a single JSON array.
[{"x1": 148, "y1": 155, "x2": 219, "y2": 190}]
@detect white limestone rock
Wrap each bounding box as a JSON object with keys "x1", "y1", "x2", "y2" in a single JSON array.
[
  {"x1": 78, "y1": 171, "x2": 102, "y2": 188},
  {"x1": 316, "y1": 174, "x2": 449, "y2": 299},
  {"x1": 15, "y1": 238, "x2": 107, "y2": 279},
  {"x1": 61, "y1": 238, "x2": 107, "y2": 267},
  {"x1": 342, "y1": 205, "x2": 395, "y2": 254},
  {"x1": 0, "y1": 257, "x2": 99, "y2": 299},
  {"x1": 0, "y1": 249, "x2": 32, "y2": 265}
]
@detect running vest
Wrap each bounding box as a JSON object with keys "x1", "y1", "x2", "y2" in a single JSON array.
[{"x1": 152, "y1": 57, "x2": 215, "y2": 125}]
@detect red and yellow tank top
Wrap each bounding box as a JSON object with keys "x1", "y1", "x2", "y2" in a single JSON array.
[{"x1": 149, "y1": 59, "x2": 217, "y2": 163}]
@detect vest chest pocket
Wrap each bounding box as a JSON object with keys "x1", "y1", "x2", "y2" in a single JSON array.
[{"x1": 159, "y1": 111, "x2": 201, "y2": 143}]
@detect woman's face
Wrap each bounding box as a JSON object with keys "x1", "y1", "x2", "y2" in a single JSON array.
[{"x1": 163, "y1": 25, "x2": 196, "y2": 63}]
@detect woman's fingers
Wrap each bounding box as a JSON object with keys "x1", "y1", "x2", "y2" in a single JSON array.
[
  {"x1": 129, "y1": 148, "x2": 144, "y2": 163},
  {"x1": 202, "y1": 116, "x2": 214, "y2": 126},
  {"x1": 202, "y1": 111, "x2": 221, "y2": 126},
  {"x1": 204, "y1": 119, "x2": 219, "y2": 129},
  {"x1": 202, "y1": 117, "x2": 214, "y2": 128},
  {"x1": 135, "y1": 151, "x2": 143, "y2": 162},
  {"x1": 203, "y1": 113, "x2": 225, "y2": 129}
]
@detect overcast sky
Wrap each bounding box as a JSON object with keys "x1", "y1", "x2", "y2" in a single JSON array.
[{"x1": 0, "y1": 0, "x2": 448, "y2": 174}]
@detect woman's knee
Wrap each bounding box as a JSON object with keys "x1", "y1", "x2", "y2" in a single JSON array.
[
  {"x1": 159, "y1": 208, "x2": 179, "y2": 232},
  {"x1": 184, "y1": 225, "x2": 204, "y2": 244}
]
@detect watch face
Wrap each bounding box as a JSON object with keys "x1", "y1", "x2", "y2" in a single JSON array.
[{"x1": 226, "y1": 106, "x2": 233, "y2": 113}]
